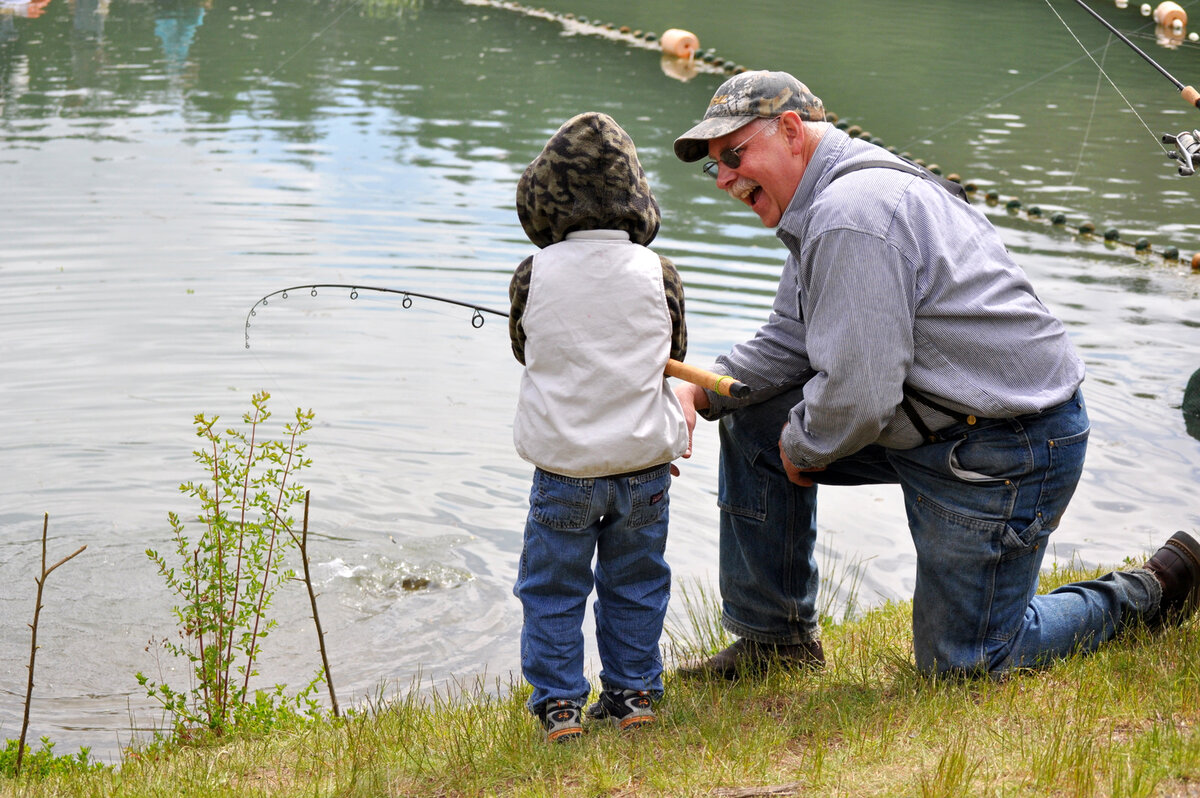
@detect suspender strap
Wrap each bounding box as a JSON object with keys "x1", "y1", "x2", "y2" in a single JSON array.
[
  {"x1": 898, "y1": 395, "x2": 939, "y2": 443},
  {"x1": 901, "y1": 384, "x2": 979, "y2": 443},
  {"x1": 829, "y1": 158, "x2": 969, "y2": 203}
]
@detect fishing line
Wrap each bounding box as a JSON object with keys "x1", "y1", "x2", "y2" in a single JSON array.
[
  {"x1": 1044, "y1": 0, "x2": 1171, "y2": 155},
  {"x1": 259, "y1": 1, "x2": 366, "y2": 82},
  {"x1": 897, "y1": 50, "x2": 1110, "y2": 154},
  {"x1": 1071, "y1": 36, "x2": 1114, "y2": 185}
]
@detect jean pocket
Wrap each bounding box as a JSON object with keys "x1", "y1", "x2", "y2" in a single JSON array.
[
  {"x1": 717, "y1": 465, "x2": 768, "y2": 522},
  {"x1": 627, "y1": 465, "x2": 671, "y2": 529},
  {"x1": 530, "y1": 470, "x2": 593, "y2": 531},
  {"x1": 945, "y1": 424, "x2": 1034, "y2": 484}
]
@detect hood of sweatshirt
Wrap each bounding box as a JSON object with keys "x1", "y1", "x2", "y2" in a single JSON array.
[{"x1": 516, "y1": 111, "x2": 660, "y2": 249}]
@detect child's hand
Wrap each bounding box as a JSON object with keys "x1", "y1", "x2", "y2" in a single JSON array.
[{"x1": 673, "y1": 383, "x2": 708, "y2": 465}]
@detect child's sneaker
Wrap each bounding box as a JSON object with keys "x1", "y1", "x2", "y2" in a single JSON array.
[
  {"x1": 585, "y1": 688, "x2": 655, "y2": 731},
  {"x1": 540, "y1": 699, "x2": 584, "y2": 743}
]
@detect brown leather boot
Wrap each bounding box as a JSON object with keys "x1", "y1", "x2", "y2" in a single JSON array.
[
  {"x1": 679, "y1": 637, "x2": 825, "y2": 680},
  {"x1": 1143, "y1": 530, "x2": 1200, "y2": 627}
]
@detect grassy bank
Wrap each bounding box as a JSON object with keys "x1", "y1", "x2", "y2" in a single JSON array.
[{"x1": 4, "y1": 563, "x2": 1199, "y2": 797}]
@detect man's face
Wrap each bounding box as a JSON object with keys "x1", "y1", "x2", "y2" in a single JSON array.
[{"x1": 706, "y1": 116, "x2": 802, "y2": 229}]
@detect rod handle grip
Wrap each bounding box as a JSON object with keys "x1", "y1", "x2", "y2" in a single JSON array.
[
  {"x1": 665, "y1": 359, "x2": 751, "y2": 398},
  {"x1": 1184, "y1": 85, "x2": 1200, "y2": 108}
]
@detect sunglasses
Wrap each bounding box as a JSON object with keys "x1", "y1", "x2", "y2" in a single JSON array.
[{"x1": 702, "y1": 117, "x2": 781, "y2": 178}]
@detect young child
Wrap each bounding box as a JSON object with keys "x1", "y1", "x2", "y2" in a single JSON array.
[{"x1": 509, "y1": 112, "x2": 689, "y2": 742}]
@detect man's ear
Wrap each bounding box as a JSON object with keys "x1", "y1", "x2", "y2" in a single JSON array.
[{"x1": 779, "y1": 111, "x2": 805, "y2": 155}]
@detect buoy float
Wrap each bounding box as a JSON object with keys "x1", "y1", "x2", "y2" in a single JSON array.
[
  {"x1": 660, "y1": 28, "x2": 700, "y2": 60},
  {"x1": 1153, "y1": 1, "x2": 1187, "y2": 29},
  {"x1": 1141, "y1": 4, "x2": 1153, "y2": 16}
]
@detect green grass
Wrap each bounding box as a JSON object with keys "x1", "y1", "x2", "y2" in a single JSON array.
[{"x1": 4, "y1": 562, "x2": 1200, "y2": 797}]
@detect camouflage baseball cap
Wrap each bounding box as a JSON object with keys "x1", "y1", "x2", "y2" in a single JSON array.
[{"x1": 673, "y1": 70, "x2": 825, "y2": 162}]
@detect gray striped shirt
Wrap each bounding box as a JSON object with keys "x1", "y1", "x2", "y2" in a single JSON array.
[{"x1": 704, "y1": 127, "x2": 1085, "y2": 468}]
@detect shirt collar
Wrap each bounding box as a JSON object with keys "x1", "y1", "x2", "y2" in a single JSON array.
[{"x1": 564, "y1": 229, "x2": 631, "y2": 242}]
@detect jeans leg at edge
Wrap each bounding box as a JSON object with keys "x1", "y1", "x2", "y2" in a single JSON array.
[{"x1": 1006, "y1": 569, "x2": 1160, "y2": 667}]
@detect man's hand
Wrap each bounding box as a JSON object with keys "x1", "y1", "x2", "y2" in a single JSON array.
[{"x1": 779, "y1": 424, "x2": 825, "y2": 486}]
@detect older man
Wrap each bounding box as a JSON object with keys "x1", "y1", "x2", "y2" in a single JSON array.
[{"x1": 673, "y1": 69, "x2": 1200, "y2": 677}]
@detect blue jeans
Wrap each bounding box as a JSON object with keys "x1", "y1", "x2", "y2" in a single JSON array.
[
  {"x1": 514, "y1": 464, "x2": 672, "y2": 712},
  {"x1": 717, "y1": 386, "x2": 1161, "y2": 676}
]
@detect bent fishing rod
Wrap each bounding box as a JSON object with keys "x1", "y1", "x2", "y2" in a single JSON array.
[
  {"x1": 244, "y1": 283, "x2": 751, "y2": 399},
  {"x1": 1071, "y1": 0, "x2": 1200, "y2": 175}
]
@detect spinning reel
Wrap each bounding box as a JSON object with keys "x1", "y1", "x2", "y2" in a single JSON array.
[{"x1": 1163, "y1": 129, "x2": 1200, "y2": 177}]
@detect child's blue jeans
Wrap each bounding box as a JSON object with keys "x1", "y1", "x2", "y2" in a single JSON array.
[{"x1": 515, "y1": 464, "x2": 672, "y2": 712}]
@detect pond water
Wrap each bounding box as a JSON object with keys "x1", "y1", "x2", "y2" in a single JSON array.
[{"x1": 1, "y1": 0, "x2": 1198, "y2": 762}]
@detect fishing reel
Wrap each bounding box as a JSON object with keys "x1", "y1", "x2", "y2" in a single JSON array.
[{"x1": 1162, "y1": 129, "x2": 1200, "y2": 177}]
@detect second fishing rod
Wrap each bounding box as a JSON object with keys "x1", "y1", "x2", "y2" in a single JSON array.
[{"x1": 1069, "y1": 0, "x2": 1200, "y2": 175}]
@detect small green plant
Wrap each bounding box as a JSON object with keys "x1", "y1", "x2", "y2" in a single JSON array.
[
  {"x1": 138, "y1": 391, "x2": 321, "y2": 737},
  {"x1": 0, "y1": 737, "x2": 106, "y2": 778}
]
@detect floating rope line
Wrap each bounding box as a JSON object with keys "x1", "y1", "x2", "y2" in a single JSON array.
[
  {"x1": 464, "y1": 0, "x2": 1200, "y2": 272},
  {"x1": 461, "y1": 0, "x2": 744, "y2": 78}
]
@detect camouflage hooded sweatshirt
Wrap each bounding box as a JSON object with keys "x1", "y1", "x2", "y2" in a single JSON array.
[{"x1": 510, "y1": 112, "x2": 688, "y2": 478}]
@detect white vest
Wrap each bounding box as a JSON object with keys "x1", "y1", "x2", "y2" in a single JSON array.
[{"x1": 513, "y1": 230, "x2": 688, "y2": 478}]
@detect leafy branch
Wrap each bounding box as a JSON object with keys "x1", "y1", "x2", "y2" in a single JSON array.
[{"x1": 138, "y1": 391, "x2": 322, "y2": 735}]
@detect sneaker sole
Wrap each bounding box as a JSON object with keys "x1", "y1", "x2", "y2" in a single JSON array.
[
  {"x1": 545, "y1": 727, "x2": 584, "y2": 743},
  {"x1": 617, "y1": 715, "x2": 655, "y2": 731}
]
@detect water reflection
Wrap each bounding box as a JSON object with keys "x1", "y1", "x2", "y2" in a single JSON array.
[
  {"x1": 154, "y1": 0, "x2": 207, "y2": 73},
  {"x1": 0, "y1": 0, "x2": 51, "y2": 20}
]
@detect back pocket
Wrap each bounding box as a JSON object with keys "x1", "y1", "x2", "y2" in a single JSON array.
[{"x1": 530, "y1": 470, "x2": 594, "y2": 531}]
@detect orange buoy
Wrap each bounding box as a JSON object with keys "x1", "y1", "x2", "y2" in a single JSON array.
[
  {"x1": 1154, "y1": 1, "x2": 1187, "y2": 29},
  {"x1": 660, "y1": 28, "x2": 700, "y2": 59}
]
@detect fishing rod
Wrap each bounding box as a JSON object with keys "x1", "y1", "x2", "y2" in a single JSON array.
[
  {"x1": 244, "y1": 283, "x2": 751, "y2": 398},
  {"x1": 1071, "y1": 0, "x2": 1200, "y2": 175}
]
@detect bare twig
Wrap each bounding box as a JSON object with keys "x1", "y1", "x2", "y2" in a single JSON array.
[
  {"x1": 296, "y1": 491, "x2": 339, "y2": 716},
  {"x1": 17, "y1": 514, "x2": 86, "y2": 776}
]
